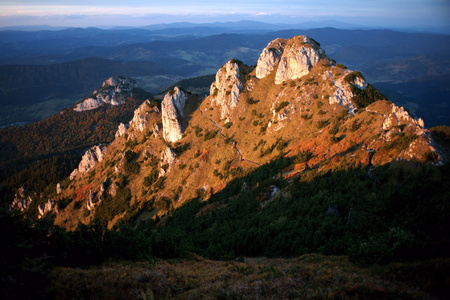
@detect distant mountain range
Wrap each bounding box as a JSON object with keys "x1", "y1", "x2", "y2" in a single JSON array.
[{"x1": 0, "y1": 25, "x2": 449, "y2": 128}]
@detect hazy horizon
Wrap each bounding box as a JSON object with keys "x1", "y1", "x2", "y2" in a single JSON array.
[{"x1": 1, "y1": 0, "x2": 449, "y2": 33}]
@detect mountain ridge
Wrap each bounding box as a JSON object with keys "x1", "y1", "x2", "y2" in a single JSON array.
[
  {"x1": 14, "y1": 35, "x2": 441, "y2": 229},
  {"x1": 3, "y1": 35, "x2": 450, "y2": 299}
]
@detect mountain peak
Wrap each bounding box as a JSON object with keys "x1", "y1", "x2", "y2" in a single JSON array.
[
  {"x1": 74, "y1": 76, "x2": 137, "y2": 112},
  {"x1": 256, "y1": 35, "x2": 327, "y2": 84},
  {"x1": 25, "y1": 35, "x2": 444, "y2": 228}
]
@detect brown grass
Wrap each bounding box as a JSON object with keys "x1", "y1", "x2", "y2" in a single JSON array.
[{"x1": 47, "y1": 254, "x2": 444, "y2": 299}]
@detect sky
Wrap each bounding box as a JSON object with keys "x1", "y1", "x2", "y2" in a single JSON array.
[{"x1": 0, "y1": 0, "x2": 449, "y2": 33}]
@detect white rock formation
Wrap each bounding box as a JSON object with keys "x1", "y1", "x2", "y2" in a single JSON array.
[
  {"x1": 70, "y1": 145, "x2": 107, "y2": 179},
  {"x1": 255, "y1": 38, "x2": 286, "y2": 79},
  {"x1": 152, "y1": 123, "x2": 160, "y2": 138},
  {"x1": 38, "y1": 199, "x2": 54, "y2": 219},
  {"x1": 255, "y1": 36, "x2": 326, "y2": 84},
  {"x1": 69, "y1": 169, "x2": 78, "y2": 180},
  {"x1": 159, "y1": 147, "x2": 176, "y2": 176},
  {"x1": 326, "y1": 70, "x2": 367, "y2": 114},
  {"x1": 74, "y1": 76, "x2": 137, "y2": 112},
  {"x1": 56, "y1": 183, "x2": 62, "y2": 194},
  {"x1": 209, "y1": 60, "x2": 243, "y2": 119},
  {"x1": 162, "y1": 87, "x2": 187, "y2": 143},
  {"x1": 109, "y1": 182, "x2": 118, "y2": 197},
  {"x1": 86, "y1": 190, "x2": 100, "y2": 211},
  {"x1": 382, "y1": 104, "x2": 425, "y2": 133},
  {"x1": 11, "y1": 188, "x2": 33, "y2": 212},
  {"x1": 129, "y1": 100, "x2": 152, "y2": 132},
  {"x1": 115, "y1": 123, "x2": 129, "y2": 138}
]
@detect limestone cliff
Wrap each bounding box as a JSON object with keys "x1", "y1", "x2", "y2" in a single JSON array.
[
  {"x1": 70, "y1": 145, "x2": 107, "y2": 179},
  {"x1": 159, "y1": 147, "x2": 177, "y2": 176},
  {"x1": 74, "y1": 76, "x2": 137, "y2": 112},
  {"x1": 209, "y1": 60, "x2": 243, "y2": 119},
  {"x1": 162, "y1": 87, "x2": 187, "y2": 143},
  {"x1": 115, "y1": 123, "x2": 129, "y2": 138},
  {"x1": 38, "y1": 199, "x2": 55, "y2": 219},
  {"x1": 325, "y1": 70, "x2": 368, "y2": 114},
  {"x1": 129, "y1": 100, "x2": 153, "y2": 132},
  {"x1": 256, "y1": 36, "x2": 327, "y2": 84}
]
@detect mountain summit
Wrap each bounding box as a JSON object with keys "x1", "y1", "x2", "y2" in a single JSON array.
[
  {"x1": 17, "y1": 35, "x2": 441, "y2": 229},
  {"x1": 74, "y1": 76, "x2": 137, "y2": 112}
]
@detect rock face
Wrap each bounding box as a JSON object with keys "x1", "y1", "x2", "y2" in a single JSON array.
[
  {"x1": 71, "y1": 145, "x2": 107, "y2": 179},
  {"x1": 10, "y1": 187, "x2": 32, "y2": 212},
  {"x1": 38, "y1": 199, "x2": 54, "y2": 219},
  {"x1": 159, "y1": 147, "x2": 177, "y2": 176},
  {"x1": 129, "y1": 100, "x2": 152, "y2": 132},
  {"x1": 255, "y1": 38, "x2": 286, "y2": 79},
  {"x1": 56, "y1": 183, "x2": 62, "y2": 194},
  {"x1": 382, "y1": 104, "x2": 425, "y2": 132},
  {"x1": 115, "y1": 123, "x2": 129, "y2": 138},
  {"x1": 87, "y1": 190, "x2": 100, "y2": 211},
  {"x1": 209, "y1": 60, "x2": 243, "y2": 119},
  {"x1": 326, "y1": 70, "x2": 368, "y2": 114},
  {"x1": 162, "y1": 87, "x2": 187, "y2": 143},
  {"x1": 74, "y1": 76, "x2": 137, "y2": 112},
  {"x1": 256, "y1": 36, "x2": 327, "y2": 84}
]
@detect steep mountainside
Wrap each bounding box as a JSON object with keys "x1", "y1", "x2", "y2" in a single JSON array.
[
  {"x1": 21, "y1": 35, "x2": 443, "y2": 230},
  {"x1": 0, "y1": 79, "x2": 153, "y2": 208}
]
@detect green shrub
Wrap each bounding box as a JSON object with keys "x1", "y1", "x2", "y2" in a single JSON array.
[
  {"x1": 275, "y1": 101, "x2": 289, "y2": 113},
  {"x1": 124, "y1": 161, "x2": 140, "y2": 175},
  {"x1": 351, "y1": 84, "x2": 387, "y2": 109},
  {"x1": 344, "y1": 71, "x2": 364, "y2": 83},
  {"x1": 329, "y1": 127, "x2": 339, "y2": 135},
  {"x1": 317, "y1": 120, "x2": 330, "y2": 129},
  {"x1": 384, "y1": 133, "x2": 419, "y2": 151},
  {"x1": 143, "y1": 170, "x2": 159, "y2": 187},
  {"x1": 246, "y1": 97, "x2": 259, "y2": 104},
  {"x1": 294, "y1": 150, "x2": 312, "y2": 163},
  {"x1": 204, "y1": 129, "x2": 218, "y2": 141}
]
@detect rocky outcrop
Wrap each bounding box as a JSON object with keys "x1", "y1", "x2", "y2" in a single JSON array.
[
  {"x1": 255, "y1": 38, "x2": 286, "y2": 79},
  {"x1": 115, "y1": 123, "x2": 129, "y2": 138},
  {"x1": 56, "y1": 183, "x2": 62, "y2": 194},
  {"x1": 87, "y1": 190, "x2": 100, "y2": 211},
  {"x1": 159, "y1": 147, "x2": 177, "y2": 176},
  {"x1": 256, "y1": 36, "x2": 327, "y2": 84},
  {"x1": 74, "y1": 76, "x2": 136, "y2": 112},
  {"x1": 129, "y1": 100, "x2": 152, "y2": 132},
  {"x1": 71, "y1": 145, "x2": 107, "y2": 179},
  {"x1": 382, "y1": 104, "x2": 425, "y2": 133},
  {"x1": 209, "y1": 60, "x2": 243, "y2": 119},
  {"x1": 326, "y1": 70, "x2": 368, "y2": 114},
  {"x1": 152, "y1": 123, "x2": 160, "y2": 138},
  {"x1": 11, "y1": 187, "x2": 32, "y2": 212},
  {"x1": 162, "y1": 87, "x2": 187, "y2": 143},
  {"x1": 38, "y1": 199, "x2": 55, "y2": 219}
]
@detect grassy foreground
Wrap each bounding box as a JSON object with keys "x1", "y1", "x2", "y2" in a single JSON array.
[{"x1": 46, "y1": 254, "x2": 449, "y2": 299}]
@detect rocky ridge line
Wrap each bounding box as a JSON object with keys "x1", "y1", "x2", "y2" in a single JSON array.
[{"x1": 74, "y1": 76, "x2": 137, "y2": 112}]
